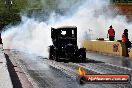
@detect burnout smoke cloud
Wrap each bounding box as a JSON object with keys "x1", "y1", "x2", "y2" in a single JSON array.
[{"x1": 2, "y1": 0, "x2": 132, "y2": 57}]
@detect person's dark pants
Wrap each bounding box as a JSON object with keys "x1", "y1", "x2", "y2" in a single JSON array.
[
  {"x1": 109, "y1": 36, "x2": 115, "y2": 41},
  {"x1": 125, "y1": 43, "x2": 129, "y2": 57},
  {"x1": 125, "y1": 41, "x2": 131, "y2": 57}
]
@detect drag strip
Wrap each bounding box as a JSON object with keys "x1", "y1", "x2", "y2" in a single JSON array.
[{"x1": 5, "y1": 50, "x2": 132, "y2": 88}]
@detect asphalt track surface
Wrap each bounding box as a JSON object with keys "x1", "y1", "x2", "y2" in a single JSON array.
[{"x1": 5, "y1": 50, "x2": 132, "y2": 88}]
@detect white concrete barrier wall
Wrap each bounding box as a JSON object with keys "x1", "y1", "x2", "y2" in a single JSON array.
[{"x1": 0, "y1": 44, "x2": 13, "y2": 88}]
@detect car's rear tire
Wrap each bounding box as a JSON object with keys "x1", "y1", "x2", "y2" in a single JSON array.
[
  {"x1": 54, "y1": 50, "x2": 60, "y2": 62},
  {"x1": 78, "y1": 48, "x2": 86, "y2": 62},
  {"x1": 49, "y1": 46, "x2": 54, "y2": 60}
]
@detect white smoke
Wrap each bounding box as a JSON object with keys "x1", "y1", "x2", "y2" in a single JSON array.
[{"x1": 2, "y1": 0, "x2": 132, "y2": 57}]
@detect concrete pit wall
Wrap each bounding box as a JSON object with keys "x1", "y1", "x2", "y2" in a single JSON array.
[{"x1": 82, "y1": 40, "x2": 127, "y2": 56}]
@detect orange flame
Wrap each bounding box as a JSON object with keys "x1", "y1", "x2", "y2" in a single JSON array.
[{"x1": 78, "y1": 67, "x2": 86, "y2": 76}]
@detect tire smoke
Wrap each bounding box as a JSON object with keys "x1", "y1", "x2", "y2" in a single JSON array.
[{"x1": 2, "y1": 0, "x2": 132, "y2": 57}]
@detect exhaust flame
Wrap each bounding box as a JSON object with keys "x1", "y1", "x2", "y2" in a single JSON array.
[{"x1": 78, "y1": 67, "x2": 86, "y2": 76}]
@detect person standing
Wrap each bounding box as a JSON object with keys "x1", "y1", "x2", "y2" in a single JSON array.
[
  {"x1": 122, "y1": 29, "x2": 128, "y2": 43},
  {"x1": 107, "y1": 25, "x2": 115, "y2": 41},
  {"x1": 122, "y1": 29, "x2": 131, "y2": 57}
]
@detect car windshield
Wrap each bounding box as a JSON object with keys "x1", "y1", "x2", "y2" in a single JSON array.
[{"x1": 60, "y1": 30, "x2": 75, "y2": 38}]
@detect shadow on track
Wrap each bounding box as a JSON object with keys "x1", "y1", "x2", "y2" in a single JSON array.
[
  {"x1": 81, "y1": 59, "x2": 104, "y2": 63},
  {"x1": 4, "y1": 53, "x2": 22, "y2": 88}
]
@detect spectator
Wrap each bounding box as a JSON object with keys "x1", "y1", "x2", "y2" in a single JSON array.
[
  {"x1": 107, "y1": 25, "x2": 115, "y2": 41},
  {"x1": 122, "y1": 29, "x2": 131, "y2": 57}
]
